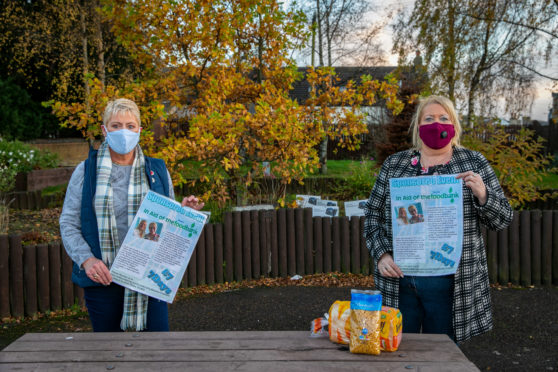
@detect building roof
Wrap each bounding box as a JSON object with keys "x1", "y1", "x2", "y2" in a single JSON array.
[{"x1": 290, "y1": 66, "x2": 397, "y2": 103}]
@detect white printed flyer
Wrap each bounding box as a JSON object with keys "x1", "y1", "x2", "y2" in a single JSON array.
[
  {"x1": 110, "y1": 190, "x2": 208, "y2": 303},
  {"x1": 389, "y1": 174, "x2": 463, "y2": 276}
]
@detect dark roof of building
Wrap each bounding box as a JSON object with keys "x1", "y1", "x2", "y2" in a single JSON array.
[{"x1": 290, "y1": 66, "x2": 397, "y2": 104}]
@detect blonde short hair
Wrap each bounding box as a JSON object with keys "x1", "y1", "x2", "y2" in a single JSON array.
[
  {"x1": 410, "y1": 95, "x2": 461, "y2": 149},
  {"x1": 103, "y1": 98, "x2": 141, "y2": 127}
]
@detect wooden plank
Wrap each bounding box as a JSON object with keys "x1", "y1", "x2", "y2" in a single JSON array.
[
  {"x1": 487, "y1": 230, "x2": 498, "y2": 284},
  {"x1": 269, "y1": 211, "x2": 278, "y2": 278},
  {"x1": 541, "y1": 210, "x2": 552, "y2": 286},
  {"x1": 359, "y1": 217, "x2": 369, "y2": 276},
  {"x1": 251, "y1": 210, "x2": 260, "y2": 279},
  {"x1": 294, "y1": 208, "x2": 304, "y2": 275},
  {"x1": 233, "y1": 211, "x2": 243, "y2": 281},
  {"x1": 214, "y1": 223, "x2": 224, "y2": 283},
  {"x1": 9, "y1": 235, "x2": 24, "y2": 317},
  {"x1": 341, "y1": 217, "x2": 350, "y2": 273},
  {"x1": 277, "y1": 209, "x2": 287, "y2": 277},
  {"x1": 36, "y1": 244, "x2": 50, "y2": 313},
  {"x1": 322, "y1": 218, "x2": 332, "y2": 273},
  {"x1": 187, "y1": 242, "x2": 197, "y2": 287},
  {"x1": 74, "y1": 285, "x2": 84, "y2": 306},
  {"x1": 48, "y1": 242, "x2": 62, "y2": 310},
  {"x1": 304, "y1": 208, "x2": 313, "y2": 275},
  {"x1": 509, "y1": 211, "x2": 520, "y2": 285},
  {"x1": 531, "y1": 210, "x2": 542, "y2": 286},
  {"x1": 205, "y1": 224, "x2": 215, "y2": 285},
  {"x1": 554, "y1": 211, "x2": 558, "y2": 286},
  {"x1": 332, "y1": 217, "x2": 341, "y2": 272},
  {"x1": 0, "y1": 361, "x2": 479, "y2": 372},
  {"x1": 313, "y1": 217, "x2": 323, "y2": 273},
  {"x1": 196, "y1": 225, "x2": 206, "y2": 285},
  {"x1": 242, "y1": 211, "x2": 252, "y2": 280},
  {"x1": 259, "y1": 211, "x2": 269, "y2": 277},
  {"x1": 23, "y1": 245, "x2": 38, "y2": 316},
  {"x1": 60, "y1": 242, "x2": 74, "y2": 308},
  {"x1": 224, "y1": 212, "x2": 234, "y2": 283},
  {"x1": 286, "y1": 208, "x2": 296, "y2": 276},
  {"x1": 520, "y1": 211, "x2": 531, "y2": 286},
  {"x1": 497, "y1": 228, "x2": 509, "y2": 285},
  {"x1": 350, "y1": 217, "x2": 360, "y2": 274},
  {"x1": 0, "y1": 235, "x2": 10, "y2": 317}
]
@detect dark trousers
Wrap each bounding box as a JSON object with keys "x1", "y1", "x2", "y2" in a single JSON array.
[
  {"x1": 398, "y1": 275, "x2": 454, "y2": 340},
  {"x1": 84, "y1": 283, "x2": 169, "y2": 332}
]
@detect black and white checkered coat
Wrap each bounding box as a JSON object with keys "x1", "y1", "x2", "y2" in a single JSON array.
[{"x1": 364, "y1": 147, "x2": 513, "y2": 342}]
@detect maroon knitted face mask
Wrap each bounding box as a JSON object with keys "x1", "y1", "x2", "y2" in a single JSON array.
[{"x1": 419, "y1": 122, "x2": 455, "y2": 149}]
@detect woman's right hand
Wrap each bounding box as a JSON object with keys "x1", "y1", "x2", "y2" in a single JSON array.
[
  {"x1": 82, "y1": 257, "x2": 112, "y2": 285},
  {"x1": 377, "y1": 253, "x2": 404, "y2": 278}
]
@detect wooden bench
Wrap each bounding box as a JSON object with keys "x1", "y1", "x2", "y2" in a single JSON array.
[{"x1": 0, "y1": 331, "x2": 479, "y2": 371}]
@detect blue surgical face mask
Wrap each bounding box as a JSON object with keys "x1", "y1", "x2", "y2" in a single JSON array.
[{"x1": 103, "y1": 126, "x2": 141, "y2": 155}]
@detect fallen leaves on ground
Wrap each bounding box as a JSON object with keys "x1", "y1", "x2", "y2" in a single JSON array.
[
  {"x1": 7, "y1": 208, "x2": 61, "y2": 244},
  {"x1": 175, "y1": 272, "x2": 375, "y2": 301}
]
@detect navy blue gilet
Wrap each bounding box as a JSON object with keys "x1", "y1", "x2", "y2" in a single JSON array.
[{"x1": 72, "y1": 147, "x2": 170, "y2": 287}]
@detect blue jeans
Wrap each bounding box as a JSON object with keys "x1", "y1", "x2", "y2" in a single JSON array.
[
  {"x1": 84, "y1": 283, "x2": 169, "y2": 332},
  {"x1": 398, "y1": 275, "x2": 454, "y2": 339}
]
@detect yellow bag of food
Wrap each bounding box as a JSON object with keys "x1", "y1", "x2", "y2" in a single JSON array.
[
  {"x1": 349, "y1": 289, "x2": 382, "y2": 355},
  {"x1": 379, "y1": 306, "x2": 403, "y2": 352},
  {"x1": 328, "y1": 300, "x2": 351, "y2": 344}
]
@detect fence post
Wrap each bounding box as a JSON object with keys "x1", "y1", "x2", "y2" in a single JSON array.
[
  {"x1": 241, "y1": 211, "x2": 252, "y2": 280},
  {"x1": 224, "y1": 212, "x2": 234, "y2": 283},
  {"x1": 541, "y1": 211, "x2": 553, "y2": 286},
  {"x1": 286, "y1": 208, "x2": 296, "y2": 276},
  {"x1": 214, "y1": 223, "x2": 224, "y2": 283},
  {"x1": 23, "y1": 244, "x2": 38, "y2": 316},
  {"x1": 294, "y1": 208, "x2": 304, "y2": 275},
  {"x1": 0, "y1": 235, "x2": 10, "y2": 317},
  {"x1": 509, "y1": 211, "x2": 520, "y2": 285},
  {"x1": 36, "y1": 244, "x2": 50, "y2": 313},
  {"x1": 360, "y1": 217, "x2": 369, "y2": 276},
  {"x1": 205, "y1": 224, "x2": 215, "y2": 285},
  {"x1": 277, "y1": 209, "x2": 287, "y2": 277},
  {"x1": 487, "y1": 230, "x2": 498, "y2": 284},
  {"x1": 341, "y1": 217, "x2": 350, "y2": 274},
  {"x1": 531, "y1": 210, "x2": 542, "y2": 286},
  {"x1": 520, "y1": 211, "x2": 531, "y2": 286},
  {"x1": 323, "y1": 218, "x2": 332, "y2": 273},
  {"x1": 187, "y1": 243, "x2": 197, "y2": 288},
  {"x1": 48, "y1": 242, "x2": 62, "y2": 310},
  {"x1": 350, "y1": 217, "x2": 360, "y2": 274},
  {"x1": 233, "y1": 211, "x2": 243, "y2": 281},
  {"x1": 259, "y1": 212, "x2": 269, "y2": 278},
  {"x1": 270, "y1": 210, "x2": 279, "y2": 278},
  {"x1": 313, "y1": 216, "x2": 323, "y2": 274},
  {"x1": 332, "y1": 217, "x2": 341, "y2": 272},
  {"x1": 60, "y1": 242, "x2": 74, "y2": 308},
  {"x1": 498, "y1": 227, "x2": 509, "y2": 285},
  {"x1": 250, "y1": 211, "x2": 260, "y2": 279},
  {"x1": 9, "y1": 235, "x2": 24, "y2": 317},
  {"x1": 304, "y1": 208, "x2": 313, "y2": 275},
  {"x1": 553, "y1": 211, "x2": 558, "y2": 286}
]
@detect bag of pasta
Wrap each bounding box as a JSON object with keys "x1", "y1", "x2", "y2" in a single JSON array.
[
  {"x1": 349, "y1": 289, "x2": 382, "y2": 355},
  {"x1": 328, "y1": 301, "x2": 351, "y2": 344}
]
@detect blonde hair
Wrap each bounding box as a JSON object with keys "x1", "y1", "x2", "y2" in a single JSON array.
[
  {"x1": 408, "y1": 204, "x2": 417, "y2": 213},
  {"x1": 103, "y1": 98, "x2": 141, "y2": 127},
  {"x1": 410, "y1": 95, "x2": 461, "y2": 149}
]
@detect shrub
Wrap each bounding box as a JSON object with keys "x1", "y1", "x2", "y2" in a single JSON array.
[
  {"x1": 0, "y1": 139, "x2": 59, "y2": 193},
  {"x1": 462, "y1": 121, "x2": 553, "y2": 209},
  {"x1": 331, "y1": 158, "x2": 379, "y2": 200}
]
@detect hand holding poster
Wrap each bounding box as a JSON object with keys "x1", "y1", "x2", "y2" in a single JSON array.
[
  {"x1": 110, "y1": 190, "x2": 207, "y2": 303},
  {"x1": 389, "y1": 174, "x2": 463, "y2": 276}
]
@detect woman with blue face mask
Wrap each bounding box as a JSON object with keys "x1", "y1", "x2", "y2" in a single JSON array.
[
  {"x1": 364, "y1": 95, "x2": 513, "y2": 343},
  {"x1": 60, "y1": 98, "x2": 204, "y2": 332}
]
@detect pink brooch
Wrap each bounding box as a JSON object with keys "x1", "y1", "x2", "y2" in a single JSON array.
[
  {"x1": 411, "y1": 156, "x2": 419, "y2": 166},
  {"x1": 150, "y1": 170, "x2": 154, "y2": 175}
]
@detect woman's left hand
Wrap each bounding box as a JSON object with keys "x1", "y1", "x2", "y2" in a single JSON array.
[
  {"x1": 457, "y1": 171, "x2": 487, "y2": 206},
  {"x1": 181, "y1": 195, "x2": 205, "y2": 211}
]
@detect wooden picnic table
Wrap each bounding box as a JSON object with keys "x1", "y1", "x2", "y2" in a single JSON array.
[{"x1": 0, "y1": 331, "x2": 479, "y2": 371}]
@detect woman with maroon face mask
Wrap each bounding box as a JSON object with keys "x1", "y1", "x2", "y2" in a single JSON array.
[{"x1": 364, "y1": 95, "x2": 512, "y2": 343}]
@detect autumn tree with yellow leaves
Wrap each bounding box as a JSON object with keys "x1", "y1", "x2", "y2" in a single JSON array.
[{"x1": 49, "y1": 0, "x2": 402, "y2": 207}]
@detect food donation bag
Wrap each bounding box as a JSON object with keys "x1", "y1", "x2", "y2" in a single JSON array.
[{"x1": 349, "y1": 289, "x2": 382, "y2": 355}]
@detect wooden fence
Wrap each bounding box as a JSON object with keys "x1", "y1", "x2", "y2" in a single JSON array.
[{"x1": 1, "y1": 209, "x2": 557, "y2": 318}]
